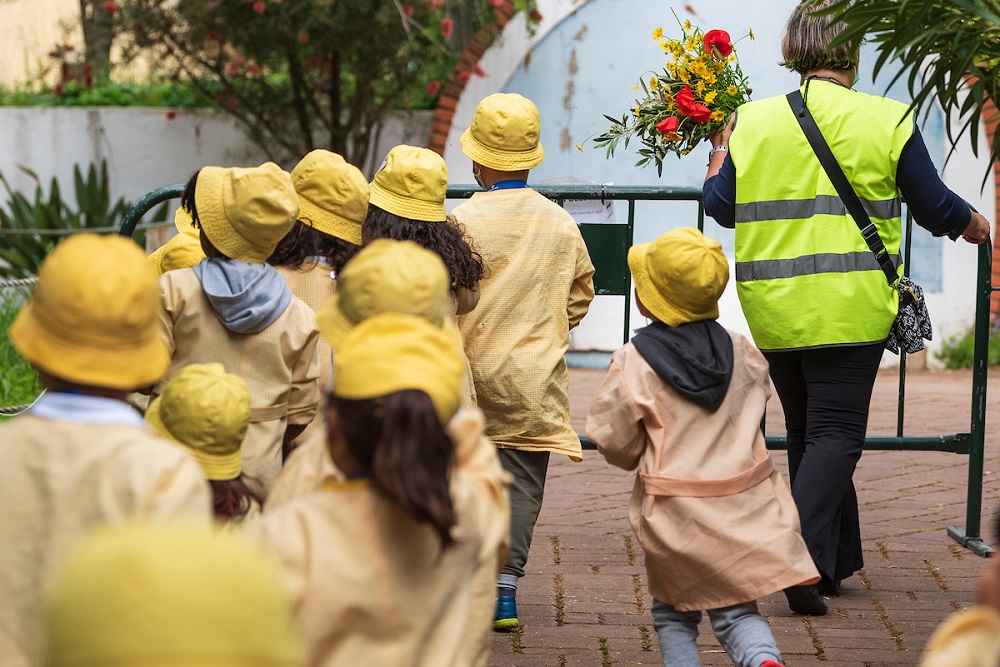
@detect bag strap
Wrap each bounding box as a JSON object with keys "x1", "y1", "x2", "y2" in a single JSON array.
[{"x1": 786, "y1": 90, "x2": 898, "y2": 286}]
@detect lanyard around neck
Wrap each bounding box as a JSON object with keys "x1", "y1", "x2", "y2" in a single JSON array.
[{"x1": 487, "y1": 180, "x2": 528, "y2": 192}]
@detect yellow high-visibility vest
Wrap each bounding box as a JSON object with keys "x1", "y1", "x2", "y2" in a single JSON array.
[{"x1": 728, "y1": 81, "x2": 913, "y2": 351}]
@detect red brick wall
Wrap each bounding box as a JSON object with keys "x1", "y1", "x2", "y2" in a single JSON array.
[{"x1": 426, "y1": 2, "x2": 517, "y2": 156}]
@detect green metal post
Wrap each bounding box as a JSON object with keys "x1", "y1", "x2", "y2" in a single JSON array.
[
  {"x1": 624, "y1": 200, "x2": 635, "y2": 343},
  {"x1": 948, "y1": 236, "x2": 994, "y2": 556},
  {"x1": 897, "y1": 213, "x2": 914, "y2": 437}
]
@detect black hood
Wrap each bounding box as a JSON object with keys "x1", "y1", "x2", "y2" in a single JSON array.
[{"x1": 631, "y1": 320, "x2": 734, "y2": 411}]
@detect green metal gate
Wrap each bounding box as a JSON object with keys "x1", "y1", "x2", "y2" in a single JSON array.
[{"x1": 119, "y1": 183, "x2": 993, "y2": 556}]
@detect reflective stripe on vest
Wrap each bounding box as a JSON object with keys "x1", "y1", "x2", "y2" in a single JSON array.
[
  {"x1": 736, "y1": 252, "x2": 902, "y2": 282},
  {"x1": 727, "y1": 82, "x2": 913, "y2": 350},
  {"x1": 735, "y1": 194, "x2": 901, "y2": 223}
]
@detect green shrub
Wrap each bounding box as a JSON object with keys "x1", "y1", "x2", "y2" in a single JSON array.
[
  {"x1": 0, "y1": 288, "x2": 41, "y2": 415},
  {"x1": 0, "y1": 79, "x2": 216, "y2": 108},
  {"x1": 0, "y1": 161, "x2": 167, "y2": 279},
  {"x1": 934, "y1": 325, "x2": 1000, "y2": 369}
]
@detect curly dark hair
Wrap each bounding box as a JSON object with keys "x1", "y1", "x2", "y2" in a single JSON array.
[
  {"x1": 180, "y1": 169, "x2": 201, "y2": 228},
  {"x1": 267, "y1": 220, "x2": 360, "y2": 273},
  {"x1": 361, "y1": 205, "x2": 485, "y2": 290}
]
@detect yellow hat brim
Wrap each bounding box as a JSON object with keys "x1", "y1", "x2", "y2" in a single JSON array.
[
  {"x1": 148, "y1": 247, "x2": 166, "y2": 274},
  {"x1": 195, "y1": 167, "x2": 271, "y2": 263},
  {"x1": 368, "y1": 181, "x2": 445, "y2": 223},
  {"x1": 9, "y1": 302, "x2": 169, "y2": 390},
  {"x1": 146, "y1": 396, "x2": 243, "y2": 481},
  {"x1": 298, "y1": 195, "x2": 363, "y2": 245},
  {"x1": 315, "y1": 294, "x2": 355, "y2": 349},
  {"x1": 628, "y1": 243, "x2": 717, "y2": 328},
  {"x1": 460, "y1": 127, "x2": 545, "y2": 171}
]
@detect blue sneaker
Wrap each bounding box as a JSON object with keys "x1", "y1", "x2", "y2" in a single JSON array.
[{"x1": 493, "y1": 593, "x2": 519, "y2": 631}]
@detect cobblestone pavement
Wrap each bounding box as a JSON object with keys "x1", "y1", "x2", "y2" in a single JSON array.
[{"x1": 488, "y1": 367, "x2": 1000, "y2": 666}]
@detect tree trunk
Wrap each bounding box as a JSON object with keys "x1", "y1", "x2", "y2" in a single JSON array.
[{"x1": 79, "y1": 0, "x2": 114, "y2": 80}]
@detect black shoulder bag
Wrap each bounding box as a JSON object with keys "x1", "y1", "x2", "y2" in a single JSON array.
[{"x1": 786, "y1": 90, "x2": 931, "y2": 355}]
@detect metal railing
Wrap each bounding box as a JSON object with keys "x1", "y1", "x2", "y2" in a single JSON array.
[{"x1": 113, "y1": 182, "x2": 995, "y2": 554}]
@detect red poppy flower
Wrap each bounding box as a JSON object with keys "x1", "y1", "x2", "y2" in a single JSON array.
[
  {"x1": 426, "y1": 81, "x2": 441, "y2": 97},
  {"x1": 252, "y1": 1, "x2": 266, "y2": 13},
  {"x1": 441, "y1": 18, "x2": 454, "y2": 38},
  {"x1": 675, "y1": 85, "x2": 712, "y2": 123},
  {"x1": 655, "y1": 116, "x2": 679, "y2": 134},
  {"x1": 703, "y1": 29, "x2": 733, "y2": 58}
]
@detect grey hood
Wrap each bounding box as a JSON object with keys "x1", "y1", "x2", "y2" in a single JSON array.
[
  {"x1": 631, "y1": 320, "x2": 734, "y2": 411},
  {"x1": 193, "y1": 257, "x2": 293, "y2": 334}
]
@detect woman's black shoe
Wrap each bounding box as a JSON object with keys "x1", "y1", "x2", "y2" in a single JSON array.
[
  {"x1": 783, "y1": 585, "x2": 828, "y2": 615},
  {"x1": 816, "y1": 579, "x2": 841, "y2": 596}
]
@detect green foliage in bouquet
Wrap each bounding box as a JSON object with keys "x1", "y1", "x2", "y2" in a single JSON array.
[{"x1": 594, "y1": 14, "x2": 752, "y2": 175}]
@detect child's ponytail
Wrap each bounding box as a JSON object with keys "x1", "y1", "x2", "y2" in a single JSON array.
[{"x1": 336, "y1": 391, "x2": 457, "y2": 549}]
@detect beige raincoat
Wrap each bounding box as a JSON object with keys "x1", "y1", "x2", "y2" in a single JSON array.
[{"x1": 586, "y1": 332, "x2": 819, "y2": 611}]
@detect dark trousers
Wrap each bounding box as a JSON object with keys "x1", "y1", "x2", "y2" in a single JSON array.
[
  {"x1": 762, "y1": 342, "x2": 883, "y2": 582},
  {"x1": 498, "y1": 448, "x2": 550, "y2": 579}
]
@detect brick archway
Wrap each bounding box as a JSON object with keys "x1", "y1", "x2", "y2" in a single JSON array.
[{"x1": 427, "y1": 2, "x2": 517, "y2": 156}]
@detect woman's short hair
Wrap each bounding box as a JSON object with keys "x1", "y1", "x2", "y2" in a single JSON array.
[{"x1": 780, "y1": 0, "x2": 859, "y2": 74}]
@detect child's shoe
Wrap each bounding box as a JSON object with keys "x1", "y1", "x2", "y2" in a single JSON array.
[
  {"x1": 759, "y1": 661, "x2": 784, "y2": 667},
  {"x1": 493, "y1": 593, "x2": 519, "y2": 631}
]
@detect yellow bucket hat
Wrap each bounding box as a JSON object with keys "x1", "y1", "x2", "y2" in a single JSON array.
[
  {"x1": 315, "y1": 239, "x2": 450, "y2": 347},
  {"x1": 148, "y1": 228, "x2": 205, "y2": 275},
  {"x1": 42, "y1": 521, "x2": 301, "y2": 667},
  {"x1": 195, "y1": 162, "x2": 300, "y2": 262},
  {"x1": 10, "y1": 234, "x2": 169, "y2": 389},
  {"x1": 460, "y1": 93, "x2": 545, "y2": 171},
  {"x1": 145, "y1": 363, "x2": 250, "y2": 481},
  {"x1": 334, "y1": 312, "x2": 464, "y2": 423},
  {"x1": 291, "y1": 149, "x2": 369, "y2": 245},
  {"x1": 627, "y1": 227, "x2": 729, "y2": 327},
  {"x1": 368, "y1": 145, "x2": 448, "y2": 222}
]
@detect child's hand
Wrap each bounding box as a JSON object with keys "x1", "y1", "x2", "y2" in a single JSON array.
[{"x1": 976, "y1": 551, "x2": 1000, "y2": 613}]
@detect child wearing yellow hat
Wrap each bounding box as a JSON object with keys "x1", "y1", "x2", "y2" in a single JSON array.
[
  {"x1": 157, "y1": 163, "x2": 322, "y2": 497},
  {"x1": 585, "y1": 228, "x2": 819, "y2": 667},
  {"x1": 147, "y1": 208, "x2": 206, "y2": 275},
  {"x1": 0, "y1": 234, "x2": 211, "y2": 667},
  {"x1": 364, "y1": 144, "x2": 485, "y2": 318},
  {"x1": 251, "y1": 313, "x2": 510, "y2": 667},
  {"x1": 146, "y1": 363, "x2": 262, "y2": 527},
  {"x1": 452, "y1": 92, "x2": 596, "y2": 629},
  {"x1": 267, "y1": 238, "x2": 461, "y2": 508},
  {"x1": 41, "y1": 521, "x2": 302, "y2": 667},
  {"x1": 268, "y1": 150, "x2": 369, "y2": 447}
]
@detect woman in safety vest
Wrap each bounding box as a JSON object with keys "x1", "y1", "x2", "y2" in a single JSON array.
[{"x1": 703, "y1": 0, "x2": 990, "y2": 616}]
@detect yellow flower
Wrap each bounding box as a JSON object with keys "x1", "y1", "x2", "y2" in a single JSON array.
[
  {"x1": 704, "y1": 72, "x2": 717, "y2": 86},
  {"x1": 665, "y1": 131, "x2": 682, "y2": 142},
  {"x1": 633, "y1": 106, "x2": 640, "y2": 116},
  {"x1": 695, "y1": 80, "x2": 705, "y2": 95},
  {"x1": 633, "y1": 85, "x2": 640, "y2": 91},
  {"x1": 711, "y1": 111, "x2": 725, "y2": 122},
  {"x1": 713, "y1": 61, "x2": 725, "y2": 73},
  {"x1": 703, "y1": 90, "x2": 718, "y2": 105},
  {"x1": 727, "y1": 85, "x2": 738, "y2": 96},
  {"x1": 659, "y1": 40, "x2": 671, "y2": 52},
  {"x1": 666, "y1": 98, "x2": 675, "y2": 111},
  {"x1": 749, "y1": 27, "x2": 755, "y2": 41},
  {"x1": 678, "y1": 68, "x2": 690, "y2": 82},
  {"x1": 652, "y1": 26, "x2": 664, "y2": 40},
  {"x1": 680, "y1": 148, "x2": 692, "y2": 155},
  {"x1": 683, "y1": 19, "x2": 692, "y2": 31},
  {"x1": 649, "y1": 77, "x2": 659, "y2": 91},
  {"x1": 575, "y1": 144, "x2": 584, "y2": 153}
]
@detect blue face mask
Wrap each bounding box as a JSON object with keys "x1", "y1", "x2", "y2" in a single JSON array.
[{"x1": 853, "y1": 71, "x2": 860, "y2": 88}]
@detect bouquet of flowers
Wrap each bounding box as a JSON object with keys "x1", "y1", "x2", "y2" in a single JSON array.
[{"x1": 593, "y1": 15, "x2": 753, "y2": 174}]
